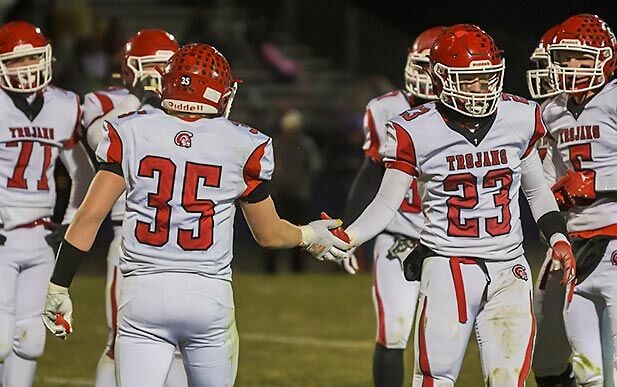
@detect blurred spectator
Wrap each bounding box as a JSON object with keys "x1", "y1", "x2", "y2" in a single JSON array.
[{"x1": 265, "y1": 109, "x2": 322, "y2": 273}]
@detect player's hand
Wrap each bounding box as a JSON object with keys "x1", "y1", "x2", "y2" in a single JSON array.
[
  {"x1": 44, "y1": 223, "x2": 68, "y2": 255},
  {"x1": 341, "y1": 248, "x2": 359, "y2": 274},
  {"x1": 42, "y1": 283, "x2": 73, "y2": 339},
  {"x1": 552, "y1": 169, "x2": 596, "y2": 208},
  {"x1": 551, "y1": 240, "x2": 577, "y2": 288},
  {"x1": 300, "y1": 213, "x2": 352, "y2": 262}
]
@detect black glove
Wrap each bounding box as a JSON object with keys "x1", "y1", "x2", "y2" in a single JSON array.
[
  {"x1": 45, "y1": 224, "x2": 69, "y2": 255},
  {"x1": 403, "y1": 244, "x2": 432, "y2": 282},
  {"x1": 131, "y1": 76, "x2": 161, "y2": 108}
]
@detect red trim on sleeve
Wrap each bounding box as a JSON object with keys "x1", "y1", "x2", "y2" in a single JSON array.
[
  {"x1": 522, "y1": 105, "x2": 547, "y2": 158},
  {"x1": 241, "y1": 140, "x2": 268, "y2": 197},
  {"x1": 364, "y1": 108, "x2": 382, "y2": 163},
  {"x1": 517, "y1": 293, "x2": 536, "y2": 386},
  {"x1": 94, "y1": 92, "x2": 115, "y2": 114},
  {"x1": 105, "y1": 122, "x2": 123, "y2": 164},
  {"x1": 63, "y1": 101, "x2": 81, "y2": 149},
  {"x1": 384, "y1": 122, "x2": 418, "y2": 176},
  {"x1": 373, "y1": 265, "x2": 386, "y2": 346},
  {"x1": 418, "y1": 297, "x2": 433, "y2": 386}
]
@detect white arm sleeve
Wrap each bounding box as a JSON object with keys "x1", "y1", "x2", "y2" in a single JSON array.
[
  {"x1": 521, "y1": 149, "x2": 559, "y2": 221},
  {"x1": 345, "y1": 168, "x2": 413, "y2": 246},
  {"x1": 86, "y1": 94, "x2": 140, "y2": 150},
  {"x1": 60, "y1": 142, "x2": 96, "y2": 224}
]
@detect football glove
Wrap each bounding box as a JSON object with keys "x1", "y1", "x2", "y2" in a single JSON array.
[
  {"x1": 551, "y1": 169, "x2": 596, "y2": 209},
  {"x1": 42, "y1": 283, "x2": 73, "y2": 339},
  {"x1": 300, "y1": 213, "x2": 351, "y2": 262},
  {"x1": 551, "y1": 240, "x2": 577, "y2": 292},
  {"x1": 341, "y1": 248, "x2": 359, "y2": 274}
]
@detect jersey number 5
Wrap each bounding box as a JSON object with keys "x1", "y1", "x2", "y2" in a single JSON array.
[
  {"x1": 444, "y1": 168, "x2": 513, "y2": 237},
  {"x1": 135, "y1": 155, "x2": 221, "y2": 251}
]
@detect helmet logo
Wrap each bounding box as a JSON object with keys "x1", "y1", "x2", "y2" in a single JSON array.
[
  {"x1": 174, "y1": 130, "x2": 193, "y2": 148},
  {"x1": 180, "y1": 75, "x2": 191, "y2": 86}
]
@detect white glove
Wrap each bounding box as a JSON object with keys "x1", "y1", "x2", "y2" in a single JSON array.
[
  {"x1": 300, "y1": 218, "x2": 352, "y2": 262},
  {"x1": 42, "y1": 283, "x2": 73, "y2": 339},
  {"x1": 341, "y1": 248, "x2": 359, "y2": 274}
]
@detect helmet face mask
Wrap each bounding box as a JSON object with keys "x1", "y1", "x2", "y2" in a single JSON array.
[
  {"x1": 549, "y1": 44, "x2": 613, "y2": 93},
  {"x1": 121, "y1": 29, "x2": 179, "y2": 92},
  {"x1": 547, "y1": 14, "x2": 616, "y2": 94},
  {"x1": 125, "y1": 50, "x2": 175, "y2": 91},
  {"x1": 434, "y1": 60, "x2": 505, "y2": 117},
  {"x1": 405, "y1": 51, "x2": 435, "y2": 99},
  {"x1": 405, "y1": 26, "x2": 447, "y2": 100},
  {"x1": 0, "y1": 21, "x2": 52, "y2": 93},
  {"x1": 527, "y1": 48, "x2": 559, "y2": 99}
]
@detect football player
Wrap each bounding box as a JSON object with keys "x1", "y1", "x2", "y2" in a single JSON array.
[
  {"x1": 340, "y1": 24, "x2": 576, "y2": 386},
  {"x1": 526, "y1": 24, "x2": 579, "y2": 387},
  {"x1": 42, "y1": 43, "x2": 349, "y2": 387},
  {"x1": 0, "y1": 21, "x2": 94, "y2": 387},
  {"x1": 541, "y1": 14, "x2": 617, "y2": 387},
  {"x1": 80, "y1": 28, "x2": 188, "y2": 387},
  {"x1": 342, "y1": 26, "x2": 445, "y2": 387}
]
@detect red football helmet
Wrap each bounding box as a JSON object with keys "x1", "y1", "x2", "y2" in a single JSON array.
[
  {"x1": 161, "y1": 43, "x2": 239, "y2": 116},
  {"x1": 405, "y1": 26, "x2": 447, "y2": 100},
  {"x1": 121, "y1": 29, "x2": 179, "y2": 92},
  {"x1": 0, "y1": 20, "x2": 52, "y2": 93},
  {"x1": 527, "y1": 25, "x2": 560, "y2": 99},
  {"x1": 430, "y1": 24, "x2": 505, "y2": 117},
  {"x1": 548, "y1": 14, "x2": 616, "y2": 93}
]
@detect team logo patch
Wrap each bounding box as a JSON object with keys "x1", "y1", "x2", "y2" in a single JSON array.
[
  {"x1": 611, "y1": 251, "x2": 617, "y2": 266},
  {"x1": 174, "y1": 130, "x2": 193, "y2": 148},
  {"x1": 512, "y1": 264, "x2": 528, "y2": 281}
]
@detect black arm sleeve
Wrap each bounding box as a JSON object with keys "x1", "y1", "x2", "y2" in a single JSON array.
[
  {"x1": 50, "y1": 239, "x2": 89, "y2": 287},
  {"x1": 343, "y1": 158, "x2": 386, "y2": 224},
  {"x1": 98, "y1": 162, "x2": 123, "y2": 176},
  {"x1": 239, "y1": 180, "x2": 271, "y2": 203},
  {"x1": 537, "y1": 210, "x2": 570, "y2": 244}
]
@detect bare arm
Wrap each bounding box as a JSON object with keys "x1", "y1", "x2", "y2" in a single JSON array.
[
  {"x1": 240, "y1": 196, "x2": 302, "y2": 249},
  {"x1": 64, "y1": 170, "x2": 125, "y2": 251}
]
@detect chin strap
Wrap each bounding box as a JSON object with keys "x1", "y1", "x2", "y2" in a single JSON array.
[{"x1": 223, "y1": 82, "x2": 238, "y2": 119}]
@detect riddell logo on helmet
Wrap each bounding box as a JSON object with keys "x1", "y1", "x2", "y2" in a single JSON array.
[
  {"x1": 164, "y1": 100, "x2": 206, "y2": 112},
  {"x1": 174, "y1": 130, "x2": 193, "y2": 148}
]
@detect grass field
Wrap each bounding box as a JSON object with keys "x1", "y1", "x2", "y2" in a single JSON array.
[{"x1": 34, "y1": 272, "x2": 540, "y2": 386}]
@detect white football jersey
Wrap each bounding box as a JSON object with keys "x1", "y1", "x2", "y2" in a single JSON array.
[
  {"x1": 363, "y1": 90, "x2": 423, "y2": 239},
  {"x1": 96, "y1": 109, "x2": 274, "y2": 280},
  {"x1": 384, "y1": 94, "x2": 546, "y2": 260},
  {"x1": 542, "y1": 79, "x2": 617, "y2": 234},
  {"x1": 0, "y1": 86, "x2": 80, "y2": 215},
  {"x1": 82, "y1": 87, "x2": 130, "y2": 221}
]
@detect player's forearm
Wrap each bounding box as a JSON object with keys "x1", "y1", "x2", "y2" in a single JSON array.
[
  {"x1": 256, "y1": 219, "x2": 303, "y2": 249},
  {"x1": 346, "y1": 168, "x2": 412, "y2": 246},
  {"x1": 343, "y1": 157, "x2": 385, "y2": 225},
  {"x1": 521, "y1": 149, "x2": 568, "y2": 243}
]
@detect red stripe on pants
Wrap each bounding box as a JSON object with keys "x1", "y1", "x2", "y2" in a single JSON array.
[
  {"x1": 418, "y1": 297, "x2": 433, "y2": 387},
  {"x1": 374, "y1": 265, "x2": 386, "y2": 346},
  {"x1": 449, "y1": 257, "x2": 477, "y2": 323},
  {"x1": 518, "y1": 292, "x2": 536, "y2": 386},
  {"x1": 106, "y1": 267, "x2": 119, "y2": 359}
]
